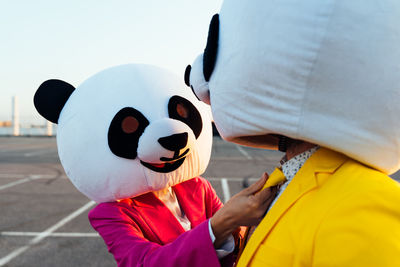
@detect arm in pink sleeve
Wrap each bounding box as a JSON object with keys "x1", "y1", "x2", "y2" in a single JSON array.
[
  {"x1": 203, "y1": 178, "x2": 236, "y2": 267},
  {"x1": 89, "y1": 204, "x2": 221, "y2": 267}
]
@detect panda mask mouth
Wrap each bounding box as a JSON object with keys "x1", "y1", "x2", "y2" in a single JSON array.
[
  {"x1": 140, "y1": 156, "x2": 187, "y2": 173},
  {"x1": 138, "y1": 130, "x2": 193, "y2": 173}
]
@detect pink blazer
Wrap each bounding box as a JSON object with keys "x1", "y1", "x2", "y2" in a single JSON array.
[{"x1": 89, "y1": 177, "x2": 230, "y2": 267}]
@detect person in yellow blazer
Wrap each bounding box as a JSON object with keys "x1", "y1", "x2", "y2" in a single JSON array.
[
  {"x1": 185, "y1": 0, "x2": 400, "y2": 266},
  {"x1": 238, "y1": 146, "x2": 400, "y2": 266}
]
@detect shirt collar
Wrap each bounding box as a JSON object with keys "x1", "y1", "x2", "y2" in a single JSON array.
[{"x1": 280, "y1": 146, "x2": 319, "y2": 182}]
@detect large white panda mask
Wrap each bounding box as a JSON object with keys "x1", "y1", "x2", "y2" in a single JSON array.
[
  {"x1": 186, "y1": 0, "x2": 400, "y2": 174},
  {"x1": 34, "y1": 64, "x2": 213, "y2": 203}
]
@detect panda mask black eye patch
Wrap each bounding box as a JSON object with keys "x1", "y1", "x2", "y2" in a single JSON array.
[
  {"x1": 108, "y1": 107, "x2": 149, "y2": 159},
  {"x1": 168, "y1": 96, "x2": 203, "y2": 139}
]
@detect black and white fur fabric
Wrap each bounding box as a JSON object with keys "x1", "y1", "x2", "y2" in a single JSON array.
[{"x1": 34, "y1": 64, "x2": 213, "y2": 202}]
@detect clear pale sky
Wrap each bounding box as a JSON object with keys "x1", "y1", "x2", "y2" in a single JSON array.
[{"x1": 0, "y1": 0, "x2": 223, "y2": 125}]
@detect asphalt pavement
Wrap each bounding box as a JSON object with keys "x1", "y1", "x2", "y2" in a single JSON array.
[
  {"x1": 0, "y1": 136, "x2": 282, "y2": 267},
  {"x1": 0, "y1": 136, "x2": 398, "y2": 267}
]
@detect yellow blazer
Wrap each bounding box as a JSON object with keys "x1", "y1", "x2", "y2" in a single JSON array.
[{"x1": 238, "y1": 148, "x2": 400, "y2": 267}]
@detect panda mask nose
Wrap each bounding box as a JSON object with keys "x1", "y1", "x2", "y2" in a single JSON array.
[
  {"x1": 158, "y1": 132, "x2": 188, "y2": 152},
  {"x1": 137, "y1": 118, "x2": 195, "y2": 164},
  {"x1": 157, "y1": 133, "x2": 189, "y2": 162}
]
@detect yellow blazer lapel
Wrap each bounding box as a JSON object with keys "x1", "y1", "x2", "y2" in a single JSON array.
[{"x1": 238, "y1": 148, "x2": 348, "y2": 266}]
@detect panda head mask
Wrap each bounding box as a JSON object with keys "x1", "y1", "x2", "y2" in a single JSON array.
[
  {"x1": 34, "y1": 64, "x2": 213, "y2": 203},
  {"x1": 185, "y1": 0, "x2": 400, "y2": 175}
]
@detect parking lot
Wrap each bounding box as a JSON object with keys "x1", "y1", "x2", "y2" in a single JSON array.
[
  {"x1": 0, "y1": 136, "x2": 286, "y2": 267},
  {"x1": 1, "y1": 137, "x2": 399, "y2": 267}
]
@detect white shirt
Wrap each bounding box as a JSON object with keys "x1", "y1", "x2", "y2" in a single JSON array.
[
  {"x1": 268, "y1": 146, "x2": 319, "y2": 211},
  {"x1": 154, "y1": 186, "x2": 234, "y2": 258}
]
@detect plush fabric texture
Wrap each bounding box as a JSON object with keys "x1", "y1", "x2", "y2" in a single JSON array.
[
  {"x1": 237, "y1": 148, "x2": 400, "y2": 267},
  {"x1": 203, "y1": 14, "x2": 219, "y2": 82},
  {"x1": 108, "y1": 107, "x2": 149, "y2": 160},
  {"x1": 168, "y1": 95, "x2": 203, "y2": 138},
  {"x1": 34, "y1": 79, "x2": 75, "y2": 124},
  {"x1": 184, "y1": 65, "x2": 192, "y2": 87},
  {"x1": 188, "y1": 0, "x2": 400, "y2": 174},
  {"x1": 189, "y1": 54, "x2": 210, "y2": 104},
  {"x1": 36, "y1": 64, "x2": 213, "y2": 202},
  {"x1": 89, "y1": 177, "x2": 233, "y2": 267}
]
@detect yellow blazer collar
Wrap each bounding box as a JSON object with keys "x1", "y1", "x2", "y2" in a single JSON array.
[{"x1": 238, "y1": 148, "x2": 348, "y2": 267}]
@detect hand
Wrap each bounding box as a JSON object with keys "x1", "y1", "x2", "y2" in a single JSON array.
[{"x1": 210, "y1": 173, "x2": 277, "y2": 247}]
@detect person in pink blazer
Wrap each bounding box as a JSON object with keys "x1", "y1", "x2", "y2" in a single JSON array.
[
  {"x1": 34, "y1": 64, "x2": 275, "y2": 267},
  {"x1": 89, "y1": 175, "x2": 272, "y2": 267}
]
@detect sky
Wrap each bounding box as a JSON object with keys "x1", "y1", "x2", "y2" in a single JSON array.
[{"x1": 0, "y1": 0, "x2": 223, "y2": 125}]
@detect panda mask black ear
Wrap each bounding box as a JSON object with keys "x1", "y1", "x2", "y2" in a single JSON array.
[
  {"x1": 203, "y1": 13, "x2": 219, "y2": 82},
  {"x1": 33, "y1": 79, "x2": 75, "y2": 124}
]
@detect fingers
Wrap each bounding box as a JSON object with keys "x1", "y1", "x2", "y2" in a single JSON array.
[
  {"x1": 255, "y1": 187, "x2": 278, "y2": 218},
  {"x1": 255, "y1": 185, "x2": 278, "y2": 204},
  {"x1": 244, "y1": 172, "x2": 269, "y2": 194}
]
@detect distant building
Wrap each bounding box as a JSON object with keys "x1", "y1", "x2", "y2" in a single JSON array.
[{"x1": 0, "y1": 121, "x2": 12, "y2": 127}]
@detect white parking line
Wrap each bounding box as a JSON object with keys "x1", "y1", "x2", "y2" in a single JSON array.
[
  {"x1": 0, "y1": 174, "x2": 65, "y2": 180},
  {"x1": 0, "y1": 175, "x2": 258, "y2": 182},
  {"x1": 0, "y1": 201, "x2": 95, "y2": 266},
  {"x1": 23, "y1": 149, "x2": 54, "y2": 157},
  {"x1": 0, "y1": 175, "x2": 45, "y2": 191},
  {"x1": 0, "y1": 174, "x2": 29, "y2": 179},
  {"x1": 221, "y1": 178, "x2": 231, "y2": 203},
  {"x1": 235, "y1": 145, "x2": 253, "y2": 160},
  {"x1": 207, "y1": 177, "x2": 258, "y2": 182},
  {"x1": 1, "y1": 232, "x2": 99, "y2": 237}
]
